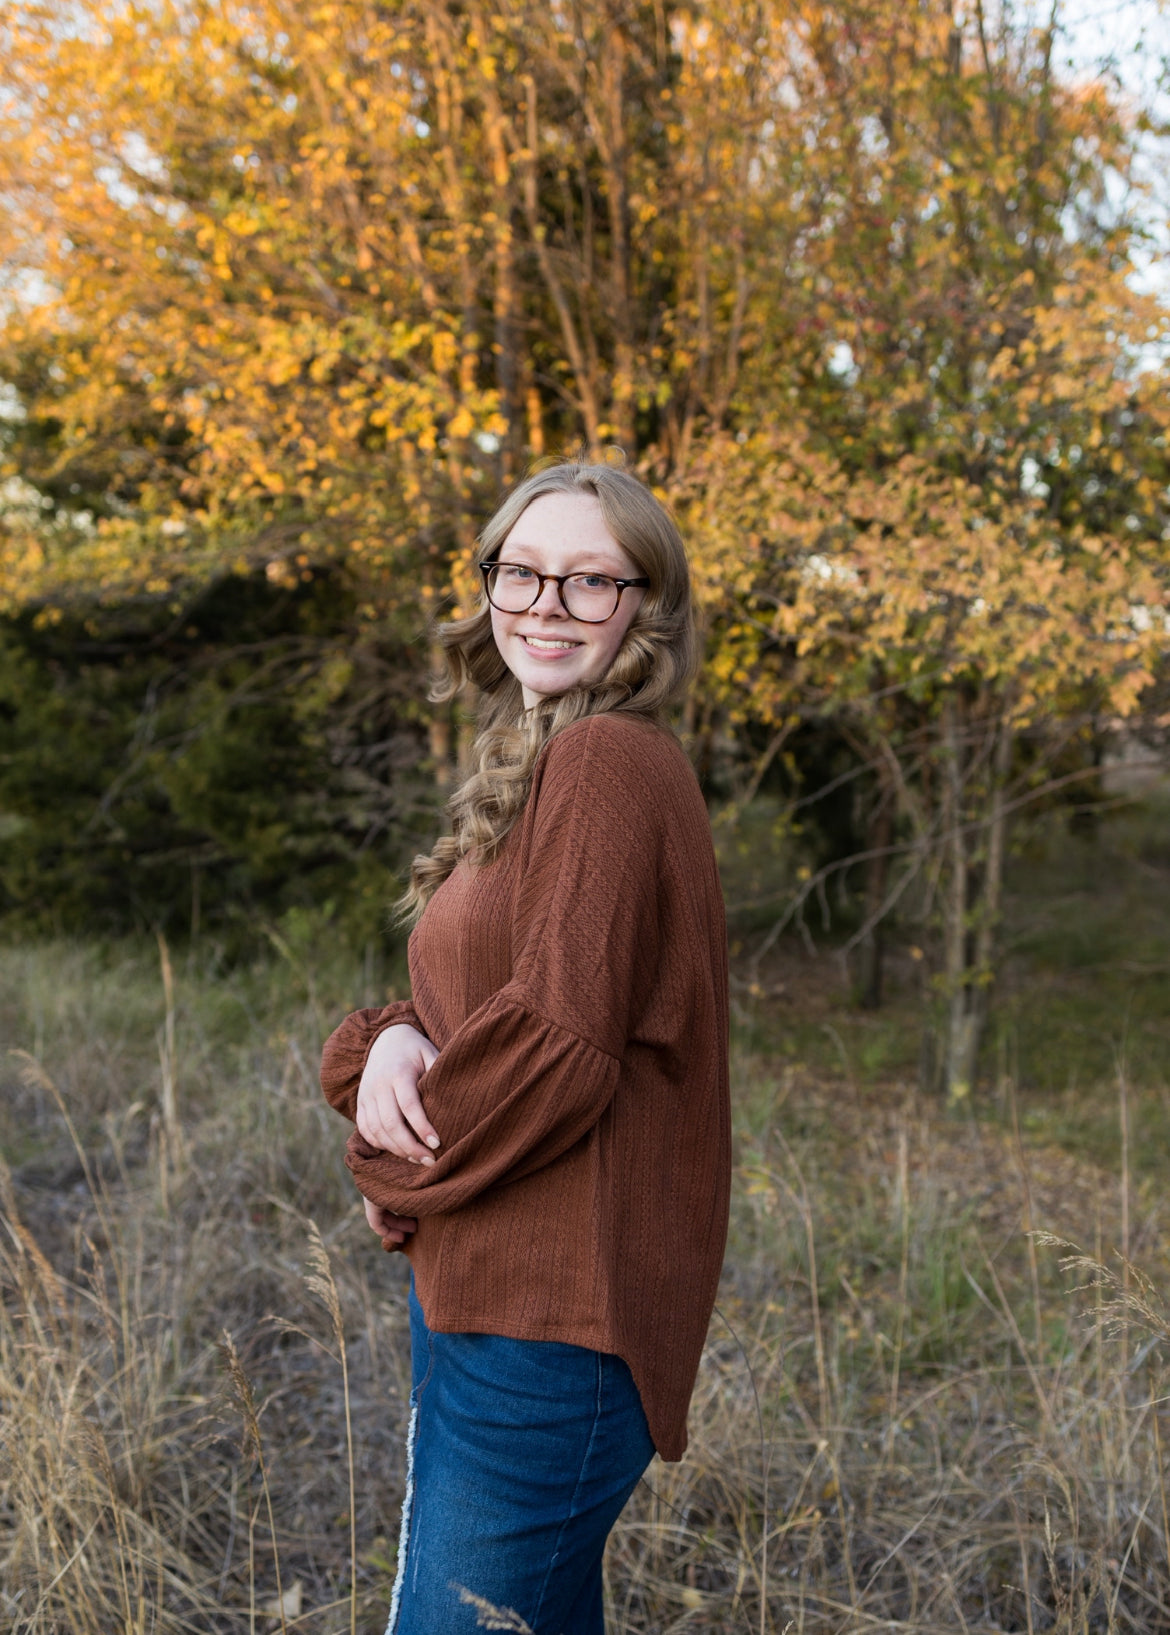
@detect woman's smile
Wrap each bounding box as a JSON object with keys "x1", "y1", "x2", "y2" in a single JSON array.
[{"x1": 517, "y1": 633, "x2": 584, "y2": 655}]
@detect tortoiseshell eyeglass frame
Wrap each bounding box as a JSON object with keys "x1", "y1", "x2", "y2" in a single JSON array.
[{"x1": 479, "y1": 561, "x2": 651, "y2": 624}]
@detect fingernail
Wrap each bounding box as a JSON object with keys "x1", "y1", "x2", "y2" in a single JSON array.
[
  {"x1": 426, "y1": 1135, "x2": 440, "y2": 1149},
  {"x1": 421, "y1": 1155, "x2": 435, "y2": 1167}
]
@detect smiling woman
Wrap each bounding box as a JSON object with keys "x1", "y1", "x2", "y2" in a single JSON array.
[
  {"x1": 481, "y1": 489, "x2": 650, "y2": 706},
  {"x1": 319, "y1": 458, "x2": 730, "y2": 1634},
  {"x1": 398, "y1": 460, "x2": 699, "y2": 906}
]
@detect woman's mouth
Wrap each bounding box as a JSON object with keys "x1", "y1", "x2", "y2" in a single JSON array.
[{"x1": 519, "y1": 635, "x2": 583, "y2": 655}]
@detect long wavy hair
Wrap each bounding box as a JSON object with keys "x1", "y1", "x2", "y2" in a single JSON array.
[{"x1": 400, "y1": 458, "x2": 697, "y2": 922}]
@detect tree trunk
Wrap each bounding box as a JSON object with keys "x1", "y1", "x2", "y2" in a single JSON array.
[
  {"x1": 595, "y1": 27, "x2": 636, "y2": 448},
  {"x1": 474, "y1": 13, "x2": 522, "y2": 477},
  {"x1": 966, "y1": 710, "x2": 1013, "y2": 1074},
  {"x1": 939, "y1": 699, "x2": 1013, "y2": 1101},
  {"x1": 857, "y1": 787, "x2": 893, "y2": 1009},
  {"x1": 521, "y1": 75, "x2": 603, "y2": 453},
  {"x1": 429, "y1": 638, "x2": 452, "y2": 789},
  {"x1": 941, "y1": 695, "x2": 978, "y2": 1102}
]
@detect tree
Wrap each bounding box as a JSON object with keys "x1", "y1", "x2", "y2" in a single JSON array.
[
  {"x1": 0, "y1": 0, "x2": 509, "y2": 614},
  {"x1": 1, "y1": 0, "x2": 1167, "y2": 1071},
  {"x1": 672, "y1": 0, "x2": 1169, "y2": 1093}
]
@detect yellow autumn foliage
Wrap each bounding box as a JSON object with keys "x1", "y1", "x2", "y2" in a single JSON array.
[{"x1": 0, "y1": 0, "x2": 1164, "y2": 729}]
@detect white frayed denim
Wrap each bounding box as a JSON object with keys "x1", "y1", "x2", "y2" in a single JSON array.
[{"x1": 384, "y1": 1396, "x2": 419, "y2": 1635}]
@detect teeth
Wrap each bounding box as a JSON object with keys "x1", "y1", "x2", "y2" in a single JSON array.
[{"x1": 524, "y1": 637, "x2": 578, "y2": 650}]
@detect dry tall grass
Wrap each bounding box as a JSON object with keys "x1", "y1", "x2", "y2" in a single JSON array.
[{"x1": 2, "y1": 939, "x2": 1167, "y2": 1633}]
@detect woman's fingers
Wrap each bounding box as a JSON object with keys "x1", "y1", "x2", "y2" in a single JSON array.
[
  {"x1": 362, "y1": 1197, "x2": 418, "y2": 1249},
  {"x1": 379, "y1": 1210, "x2": 418, "y2": 1243},
  {"x1": 357, "y1": 1076, "x2": 436, "y2": 1163},
  {"x1": 363, "y1": 1197, "x2": 417, "y2": 1232},
  {"x1": 356, "y1": 1088, "x2": 403, "y2": 1155},
  {"x1": 384, "y1": 1076, "x2": 437, "y2": 1161},
  {"x1": 355, "y1": 1091, "x2": 396, "y2": 1153},
  {"x1": 394, "y1": 1076, "x2": 441, "y2": 1152}
]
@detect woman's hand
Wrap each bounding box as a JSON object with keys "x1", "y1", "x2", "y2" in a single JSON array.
[
  {"x1": 355, "y1": 1022, "x2": 441, "y2": 1163},
  {"x1": 363, "y1": 1195, "x2": 418, "y2": 1250}
]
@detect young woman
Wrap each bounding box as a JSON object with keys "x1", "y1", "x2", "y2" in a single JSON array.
[{"x1": 320, "y1": 459, "x2": 730, "y2": 1635}]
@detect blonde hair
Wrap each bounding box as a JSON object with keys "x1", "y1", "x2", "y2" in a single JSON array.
[{"x1": 400, "y1": 458, "x2": 697, "y2": 921}]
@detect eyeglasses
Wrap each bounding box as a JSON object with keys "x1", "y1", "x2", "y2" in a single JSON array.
[{"x1": 479, "y1": 561, "x2": 650, "y2": 624}]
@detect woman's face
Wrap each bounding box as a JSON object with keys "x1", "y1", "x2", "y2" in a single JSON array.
[{"x1": 488, "y1": 491, "x2": 647, "y2": 710}]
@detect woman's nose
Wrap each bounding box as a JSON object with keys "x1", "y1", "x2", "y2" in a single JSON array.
[{"x1": 530, "y1": 576, "x2": 567, "y2": 616}]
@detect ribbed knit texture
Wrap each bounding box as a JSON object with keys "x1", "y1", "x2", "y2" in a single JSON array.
[{"x1": 319, "y1": 712, "x2": 730, "y2": 1460}]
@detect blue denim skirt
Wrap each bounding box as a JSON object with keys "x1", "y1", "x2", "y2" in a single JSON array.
[{"x1": 387, "y1": 1276, "x2": 655, "y2": 1635}]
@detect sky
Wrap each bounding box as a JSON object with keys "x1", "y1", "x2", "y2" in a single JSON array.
[
  {"x1": 1058, "y1": 0, "x2": 1169, "y2": 297},
  {"x1": 1059, "y1": 0, "x2": 1168, "y2": 103}
]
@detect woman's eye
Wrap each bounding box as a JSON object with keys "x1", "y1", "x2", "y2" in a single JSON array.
[
  {"x1": 503, "y1": 565, "x2": 535, "y2": 581},
  {"x1": 576, "y1": 574, "x2": 610, "y2": 589}
]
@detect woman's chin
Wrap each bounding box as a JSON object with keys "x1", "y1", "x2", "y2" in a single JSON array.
[{"x1": 518, "y1": 666, "x2": 592, "y2": 705}]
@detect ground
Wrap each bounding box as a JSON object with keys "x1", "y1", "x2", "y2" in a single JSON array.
[{"x1": 3, "y1": 794, "x2": 1169, "y2": 1632}]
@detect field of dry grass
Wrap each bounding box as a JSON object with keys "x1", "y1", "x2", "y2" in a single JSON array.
[{"x1": 2, "y1": 883, "x2": 1169, "y2": 1632}]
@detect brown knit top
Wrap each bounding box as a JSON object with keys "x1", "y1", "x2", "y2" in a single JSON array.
[{"x1": 319, "y1": 712, "x2": 730, "y2": 1460}]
